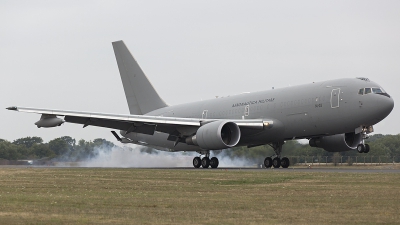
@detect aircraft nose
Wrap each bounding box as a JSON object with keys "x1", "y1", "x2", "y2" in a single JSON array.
[
  {"x1": 366, "y1": 95, "x2": 394, "y2": 125},
  {"x1": 380, "y1": 96, "x2": 394, "y2": 117}
]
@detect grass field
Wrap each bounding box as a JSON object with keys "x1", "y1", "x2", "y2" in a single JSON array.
[{"x1": 0, "y1": 168, "x2": 399, "y2": 224}]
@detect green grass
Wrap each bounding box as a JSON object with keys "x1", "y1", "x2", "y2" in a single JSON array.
[{"x1": 0, "y1": 168, "x2": 399, "y2": 224}]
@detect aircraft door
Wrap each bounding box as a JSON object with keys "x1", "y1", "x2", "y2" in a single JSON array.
[
  {"x1": 244, "y1": 105, "x2": 249, "y2": 118},
  {"x1": 202, "y1": 110, "x2": 208, "y2": 119},
  {"x1": 331, "y1": 88, "x2": 340, "y2": 108}
]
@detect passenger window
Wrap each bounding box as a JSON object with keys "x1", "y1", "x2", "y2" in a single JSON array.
[
  {"x1": 365, "y1": 88, "x2": 371, "y2": 94},
  {"x1": 358, "y1": 89, "x2": 364, "y2": 95}
]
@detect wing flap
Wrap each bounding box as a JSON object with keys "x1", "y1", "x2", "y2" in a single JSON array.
[{"x1": 65, "y1": 116, "x2": 157, "y2": 135}]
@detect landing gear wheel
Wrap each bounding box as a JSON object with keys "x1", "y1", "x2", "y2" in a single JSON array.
[
  {"x1": 264, "y1": 157, "x2": 272, "y2": 168},
  {"x1": 364, "y1": 144, "x2": 370, "y2": 153},
  {"x1": 357, "y1": 144, "x2": 365, "y2": 153},
  {"x1": 272, "y1": 157, "x2": 281, "y2": 168},
  {"x1": 210, "y1": 157, "x2": 219, "y2": 168},
  {"x1": 281, "y1": 157, "x2": 290, "y2": 168},
  {"x1": 193, "y1": 157, "x2": 201, "y2": 168},
  {"x1": 201, "y1": 157, "x2": 210, "y2": 168}
]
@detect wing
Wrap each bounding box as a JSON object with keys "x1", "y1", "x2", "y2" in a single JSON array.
[{"x1": 6, "y1": 106, "x2": 272, "y2": 137}]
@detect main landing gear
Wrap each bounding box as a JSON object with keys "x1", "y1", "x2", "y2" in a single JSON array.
[
  {"x1": 264, "y1": 157, "x2": 290, "y2": 168},
  {"x1": 264, "y1": 141, "x2": 290, "y2": 168},
  {"x1": 193, "y1": 151, "x2": 219, "y2": 169}
]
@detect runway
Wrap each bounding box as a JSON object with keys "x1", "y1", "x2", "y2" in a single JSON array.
[
  {"x1": 145, "y1": 167, "x2": 400, "y2": 173},
  {"x1": 2, "y1": 165, "x2": 400, "y2": 173}
]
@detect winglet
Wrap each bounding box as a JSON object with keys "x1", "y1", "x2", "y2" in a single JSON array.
[{"x1": 6, "y1": 106, "x2": 17, "y2": 111}]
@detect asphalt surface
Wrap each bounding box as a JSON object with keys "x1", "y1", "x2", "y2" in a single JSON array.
[
  {"x1": 144, "y1": 167, "x2": 400, "y2": 173},
  {"x1": 2, "y1": 165, "x2": 400, "y2": 173}
]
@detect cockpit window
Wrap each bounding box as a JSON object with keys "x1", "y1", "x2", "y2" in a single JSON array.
[
  {"x1": 372, "y1": 88, "x2": 383, "y2": 94},
  {"x1": 359, "y1": 87, "x2": 390, "y2": 97}
]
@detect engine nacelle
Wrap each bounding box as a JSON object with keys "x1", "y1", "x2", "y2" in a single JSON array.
[
  {"x1": 35, "y1": 114, "x2": 64, "y2": 128},
  {"x1": 186, "y1": 121, "x2": 241, "y2": 150},
  {"x1": 309, "y1": 132, "x2": 362, "y2": 152}
]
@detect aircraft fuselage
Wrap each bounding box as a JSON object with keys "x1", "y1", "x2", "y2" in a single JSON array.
[{"x1": 123, "y1": 77, "x2": 394, "y2": 152}]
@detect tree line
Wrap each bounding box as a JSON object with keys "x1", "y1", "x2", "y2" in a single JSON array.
[
  {"x1": 0, "y1": 134, "x2": 399, "y2": 162},
  {"x1": 0, "y1": 136, "x2": 115, "y2": 161}
]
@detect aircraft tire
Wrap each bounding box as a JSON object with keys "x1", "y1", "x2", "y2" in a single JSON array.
[
  {"x1": 364, "y1": 144, "x2": 370, "y2": 153},
  {"x1": 281, "y1": 157, "x2": 290, "y2": 168},
  {"x1": 201, "y1": 157, "x2": 210, "y2": 168},
  {"x1": 357, "y1": 144, "x2": 365, "y2": 153},
  {"x1": 193, "y1": 157, "x2": 201, "y2": 168},
  {"x1": 210, "y1": 157, "x2": 219, "y2": 168},
  {"x1": 264, "y1": 157, "x2": 272, "y2": 168},
  {"x1": 272, "y1": 157, "x2": 281, "y2": 168}
]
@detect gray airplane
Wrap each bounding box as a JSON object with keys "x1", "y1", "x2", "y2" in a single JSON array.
[{"x1": 7, "y1": 41, "x2": 394, "y2": 169}]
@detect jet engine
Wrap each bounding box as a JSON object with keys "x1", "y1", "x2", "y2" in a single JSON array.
[
  {"x1": 186, "y1": 121, "x2": 241, "y2": 150},
  {"x1": 35, "y1": 114, "x2": 64, "y2": 128},
  {"x1": 309, "y1": 132, "x2": 363, "y2": 152}
]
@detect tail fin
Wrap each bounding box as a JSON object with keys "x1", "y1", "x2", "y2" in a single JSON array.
[{"x1": 112, "y1": 40, "x2": 168, "y2": 115}]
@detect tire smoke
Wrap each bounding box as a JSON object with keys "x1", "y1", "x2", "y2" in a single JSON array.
[{"x1": 69, "y1": 144, "x2": 254, "y2": 168}]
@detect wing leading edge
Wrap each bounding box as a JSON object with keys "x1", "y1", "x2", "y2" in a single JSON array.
[{"x1": 7, "y1": 106, "x2": 272, "y2": 136}]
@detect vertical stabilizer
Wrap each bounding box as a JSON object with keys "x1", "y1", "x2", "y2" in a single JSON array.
[{"x1": 112, "y1": 41, "x2": 168, "y2": 115}]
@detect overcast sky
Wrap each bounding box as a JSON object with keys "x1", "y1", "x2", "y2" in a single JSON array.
[{"x1": 1, "y1": 0, "x2": 399, "y2": 143}]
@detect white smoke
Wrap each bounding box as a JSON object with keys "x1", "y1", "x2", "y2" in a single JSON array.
[
  {"x1": 79, "y1": 145, "x2": 191, "y2": 167},
  {"x1": 67, "y1": 145, "x2": 255, "y2": 168}
]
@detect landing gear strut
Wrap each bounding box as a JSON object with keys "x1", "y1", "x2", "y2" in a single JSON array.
[
  {"x1": 192, "y1": 151, "x2": 219, "y2": 169},
  {"x1": 264, "y1": 141, "x2": 290, "y2": 168},
  {"x1": 357, "y1": 126, "x2": 372, "y2": 153}
]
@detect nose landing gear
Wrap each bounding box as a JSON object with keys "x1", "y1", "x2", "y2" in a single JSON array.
[
  {"x1": 357, "y1": 143, "x2": 370, "y2": 153},
  {"x1": 357, "y1": 127, "x2": 371, "y2": 153}
]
